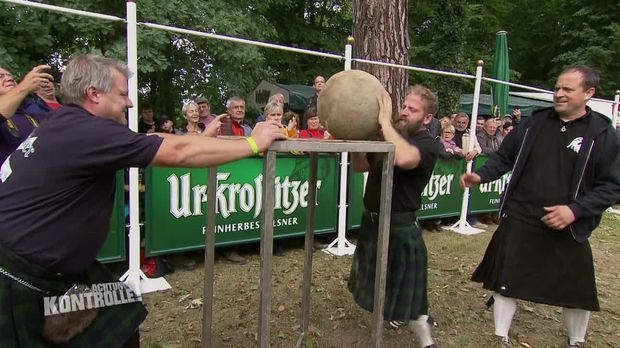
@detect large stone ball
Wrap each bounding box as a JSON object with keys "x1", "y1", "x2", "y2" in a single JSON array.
[{"x1": 317, "y1": 70, "x2": 385, "y2": 140}]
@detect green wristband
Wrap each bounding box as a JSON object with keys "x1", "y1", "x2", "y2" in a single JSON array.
[{"x1": 245, "y1": 136, "x2": 259, "y2": 155}]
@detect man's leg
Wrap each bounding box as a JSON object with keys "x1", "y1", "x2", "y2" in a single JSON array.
[
  {"x1": 122, "y1": 330, "x2": 140, "y2": 348},
  {"x1": 493, "y1": 293, "x2": 517, "y2": 340},
  {"x1": 562, "y1": 308, "x2": 590, "y2": 346},
  {"x1": 410, "y1": 314, "x2": 435, "y2": 348}
]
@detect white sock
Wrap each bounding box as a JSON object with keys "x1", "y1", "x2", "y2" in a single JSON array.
[
  {"x1": 563, "y1": 308, "x2": 590, "y2": 345},
  {"x1": 493, "y1": 293, "x2": 517, "y2": 338},
  {"x1": 410, "y1": 314, "x2": 434, "y2": 347}
]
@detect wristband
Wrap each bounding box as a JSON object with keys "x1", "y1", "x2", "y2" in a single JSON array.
[{"x1": 245, "y1": 136, "x2": 259, "y2": 155}]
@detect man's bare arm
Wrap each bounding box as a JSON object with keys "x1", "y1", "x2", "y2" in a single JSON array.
[{"x1": 150, "y1": 120, "x2": 285, "y2": 167}]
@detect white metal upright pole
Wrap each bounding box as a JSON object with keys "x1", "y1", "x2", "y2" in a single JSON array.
[
  {"x1": 612, "y1": 90, "x2": 620, "y2": 130},
  {"x1": 325, "y1": 36, "x2": 356, "y2": 256},
  {"x1": 449, "y1": 60, "x2": 486, "y2": 235},
  {"x1": 120, "y1": 0, "x2": 170, "y2": 294}
]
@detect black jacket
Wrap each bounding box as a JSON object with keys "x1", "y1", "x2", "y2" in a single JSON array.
[{"x1": 476, "y1": 106, "x2": 620, "y2": 242}]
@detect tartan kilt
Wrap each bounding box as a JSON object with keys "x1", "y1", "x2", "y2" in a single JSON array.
[
  {"x1": 472, "y1": 215, "x2": 599, "y2": 311},
  {"x1": 348, "y1": 211, "x2": 429, "y2": 321},
  {"x1": 0, "y1": 244, "x2": 147, "y2": 347}
]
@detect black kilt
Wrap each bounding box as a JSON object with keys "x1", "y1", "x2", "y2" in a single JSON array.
[
  {"x1": 348, "y1": 211, "x2": 429, "y2": 321},
  {"x1": 0, "y1": 243, "x2": 147, "y2": 347},
  {"x1": 472, "y1": 215, "x2": 599, "y2": 311}
]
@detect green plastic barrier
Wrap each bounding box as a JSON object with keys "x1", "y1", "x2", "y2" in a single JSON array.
[
  {"x1": 97, "y1": 171, "x2": 127, "y2": 263},
  {"x1": 144, "y1": 154, "x2": 339, "y2": 256}
]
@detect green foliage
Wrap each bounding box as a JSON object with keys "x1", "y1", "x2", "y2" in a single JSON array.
[{"x1": 1, "y1": 0, "x2": 618, "y2": 117}]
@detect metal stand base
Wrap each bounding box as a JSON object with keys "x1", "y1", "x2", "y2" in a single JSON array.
[
  {"x1": 119, "y1": 268, "x2": 171, "y2": 295},
  {"x1": 323, "y1": 237, "x2": 356, "y2": 256},
  {"x1": 447, "y1": 220, "x2": 485, "y2": 235}
]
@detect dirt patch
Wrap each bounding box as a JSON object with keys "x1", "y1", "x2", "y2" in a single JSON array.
[{"x1": 138, "y1": 213, "x2": 620, "y2": 347}]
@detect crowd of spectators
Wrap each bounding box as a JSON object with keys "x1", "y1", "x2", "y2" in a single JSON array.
[{"x1": 429, "y1": 106, "x2": 523, "y2": 230}]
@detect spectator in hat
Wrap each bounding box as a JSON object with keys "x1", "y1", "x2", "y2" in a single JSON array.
[
  {"x1": 157, "y1": 114, "x2": 175, "y2": 134},
  {"x1": 502, "y1": 114, "x2": 513, "y2": 126}
]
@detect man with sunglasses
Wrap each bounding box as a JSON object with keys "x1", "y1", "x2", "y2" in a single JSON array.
[{"x1": 0, "y1": 65, "x2": 54, "y2": 162}]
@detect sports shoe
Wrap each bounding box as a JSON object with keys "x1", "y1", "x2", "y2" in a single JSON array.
[
  {"x1": 472, "y1": 222, "x2": 488, "y2": 229},
  {"x1": 225, "y1": 251, "x2": 247, "y2": 265},
  {"x1": 384, "y1": 320, "x2": 406, "y2": 330},
  {"x1": 423, "y1": 345, "x2": 439, "y2": 348},
  {"x1": 568, "y1": 340, "x2": 585, "y2": 347},
  {"x1": 496, "y1": 336, "x2": 513, "y2": 347}
]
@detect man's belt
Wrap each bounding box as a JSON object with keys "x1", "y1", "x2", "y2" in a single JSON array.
[{"x1": 363, "y1": 210, "x2": 417, "y2": 223}]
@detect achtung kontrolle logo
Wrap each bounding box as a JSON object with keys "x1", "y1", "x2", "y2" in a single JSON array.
[{"x1": 43, "y1": 282, "x2": 142, "y2": 316}]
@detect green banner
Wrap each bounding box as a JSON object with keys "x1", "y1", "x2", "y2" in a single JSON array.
[
  {"x1": 141, "y1": 154, "x2": 509, "y2": 257},
  {"x1": 418, "y1": 157, "x2": 466, "y2": 218},
  {"x1": 145, "y1": 154, "x2": 339, "y2": 256},
  {"x1": 469, "y1": 155, "x2": 511, "y2": 213},
  {"x1": 97, "y1": 171, "x2": 127, "y2": 263},
  {"x1": 347, "y1": 169, "x2": 366, "y2": 230}
]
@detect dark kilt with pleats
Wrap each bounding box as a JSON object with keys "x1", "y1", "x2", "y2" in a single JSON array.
[
  {"x1": 0, "y1": 243, "x2": 147, "y2": 347},
  {"x1": 348, "y1": 211, "x2": 429, "y2": 321},
  {"x1": 472, "y1": 215, "x2": 599, "y2": 311}
]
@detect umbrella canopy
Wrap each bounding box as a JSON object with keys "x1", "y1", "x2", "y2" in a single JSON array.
[{"x1": 492, "y1": 31, "x2": 510, "y2": 117}]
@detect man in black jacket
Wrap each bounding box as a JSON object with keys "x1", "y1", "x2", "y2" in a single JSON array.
[{"x1": 461, "y1": 66, "x2": 620, "y2": 347}]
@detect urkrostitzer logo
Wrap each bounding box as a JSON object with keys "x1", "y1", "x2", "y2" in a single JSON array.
[{"x1": 43, "y1": 282, "x2": 142, "y2": 316}]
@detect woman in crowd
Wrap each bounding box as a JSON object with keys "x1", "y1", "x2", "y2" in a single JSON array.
[
  {"x1": 299, "y1": 106, "x2": 331, "y2": 139},
  {"x1": 439, "y1": 124, "x2": 464, "y2": 159},
  {"x1": 264, "y1": 101, "x2": 297, "y2": 138},
  {"x1": 176, "y1": 101, "x2": 205, "y2": 135}
]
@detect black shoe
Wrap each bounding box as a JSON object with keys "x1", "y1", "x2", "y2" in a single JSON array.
[
  {"x1": 312, "y1": 241, "x2": 327, "y2": 252},
  {"x1": 274, "y1": 244, "x2": 285, "y2": 257}
]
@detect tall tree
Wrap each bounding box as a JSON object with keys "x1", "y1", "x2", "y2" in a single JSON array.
[
  {"x1": 252, "y1": 0, "x2": 352, "y2": 85},
  {"x1": 427, "y1": 0, "x2": 467, "y2": 115},
  {"x1": 353, "y1": 0, "x2": 410, "y2": 113}
]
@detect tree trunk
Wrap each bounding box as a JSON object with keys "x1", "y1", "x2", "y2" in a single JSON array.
[{"x1": 353, "y1": 0, "x2": 410, "y2": 116}]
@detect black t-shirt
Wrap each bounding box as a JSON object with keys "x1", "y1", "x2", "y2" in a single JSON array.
[
  {"x1": 0, "y1": 105, "x2": 163, "y2": 274},
  {"x1": 363, "y1": 131, "x2": 439, "y2": 213},
  {"x1": 506, "y1": 112, "x2": 589, "y2": 223}
]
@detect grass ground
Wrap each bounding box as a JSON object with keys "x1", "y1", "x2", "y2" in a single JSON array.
[{"x1": 139, "y1": 213, "x2": 620, "y2": 347}]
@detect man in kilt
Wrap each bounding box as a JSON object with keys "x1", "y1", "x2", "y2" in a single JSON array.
[
  {"x1": 461, "y1": 66, "x2": 620, "y2": 347},
  {"x1": 349, "y1": 85, "x2": 439, "y2": 348},
  {"x1": 0, "y1": 55, "x2": 284, "y2": 347}
]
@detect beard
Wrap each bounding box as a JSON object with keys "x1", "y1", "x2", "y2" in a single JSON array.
[{"x1": 393, "y1": 117, "x2": 424, "y2": 137}]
